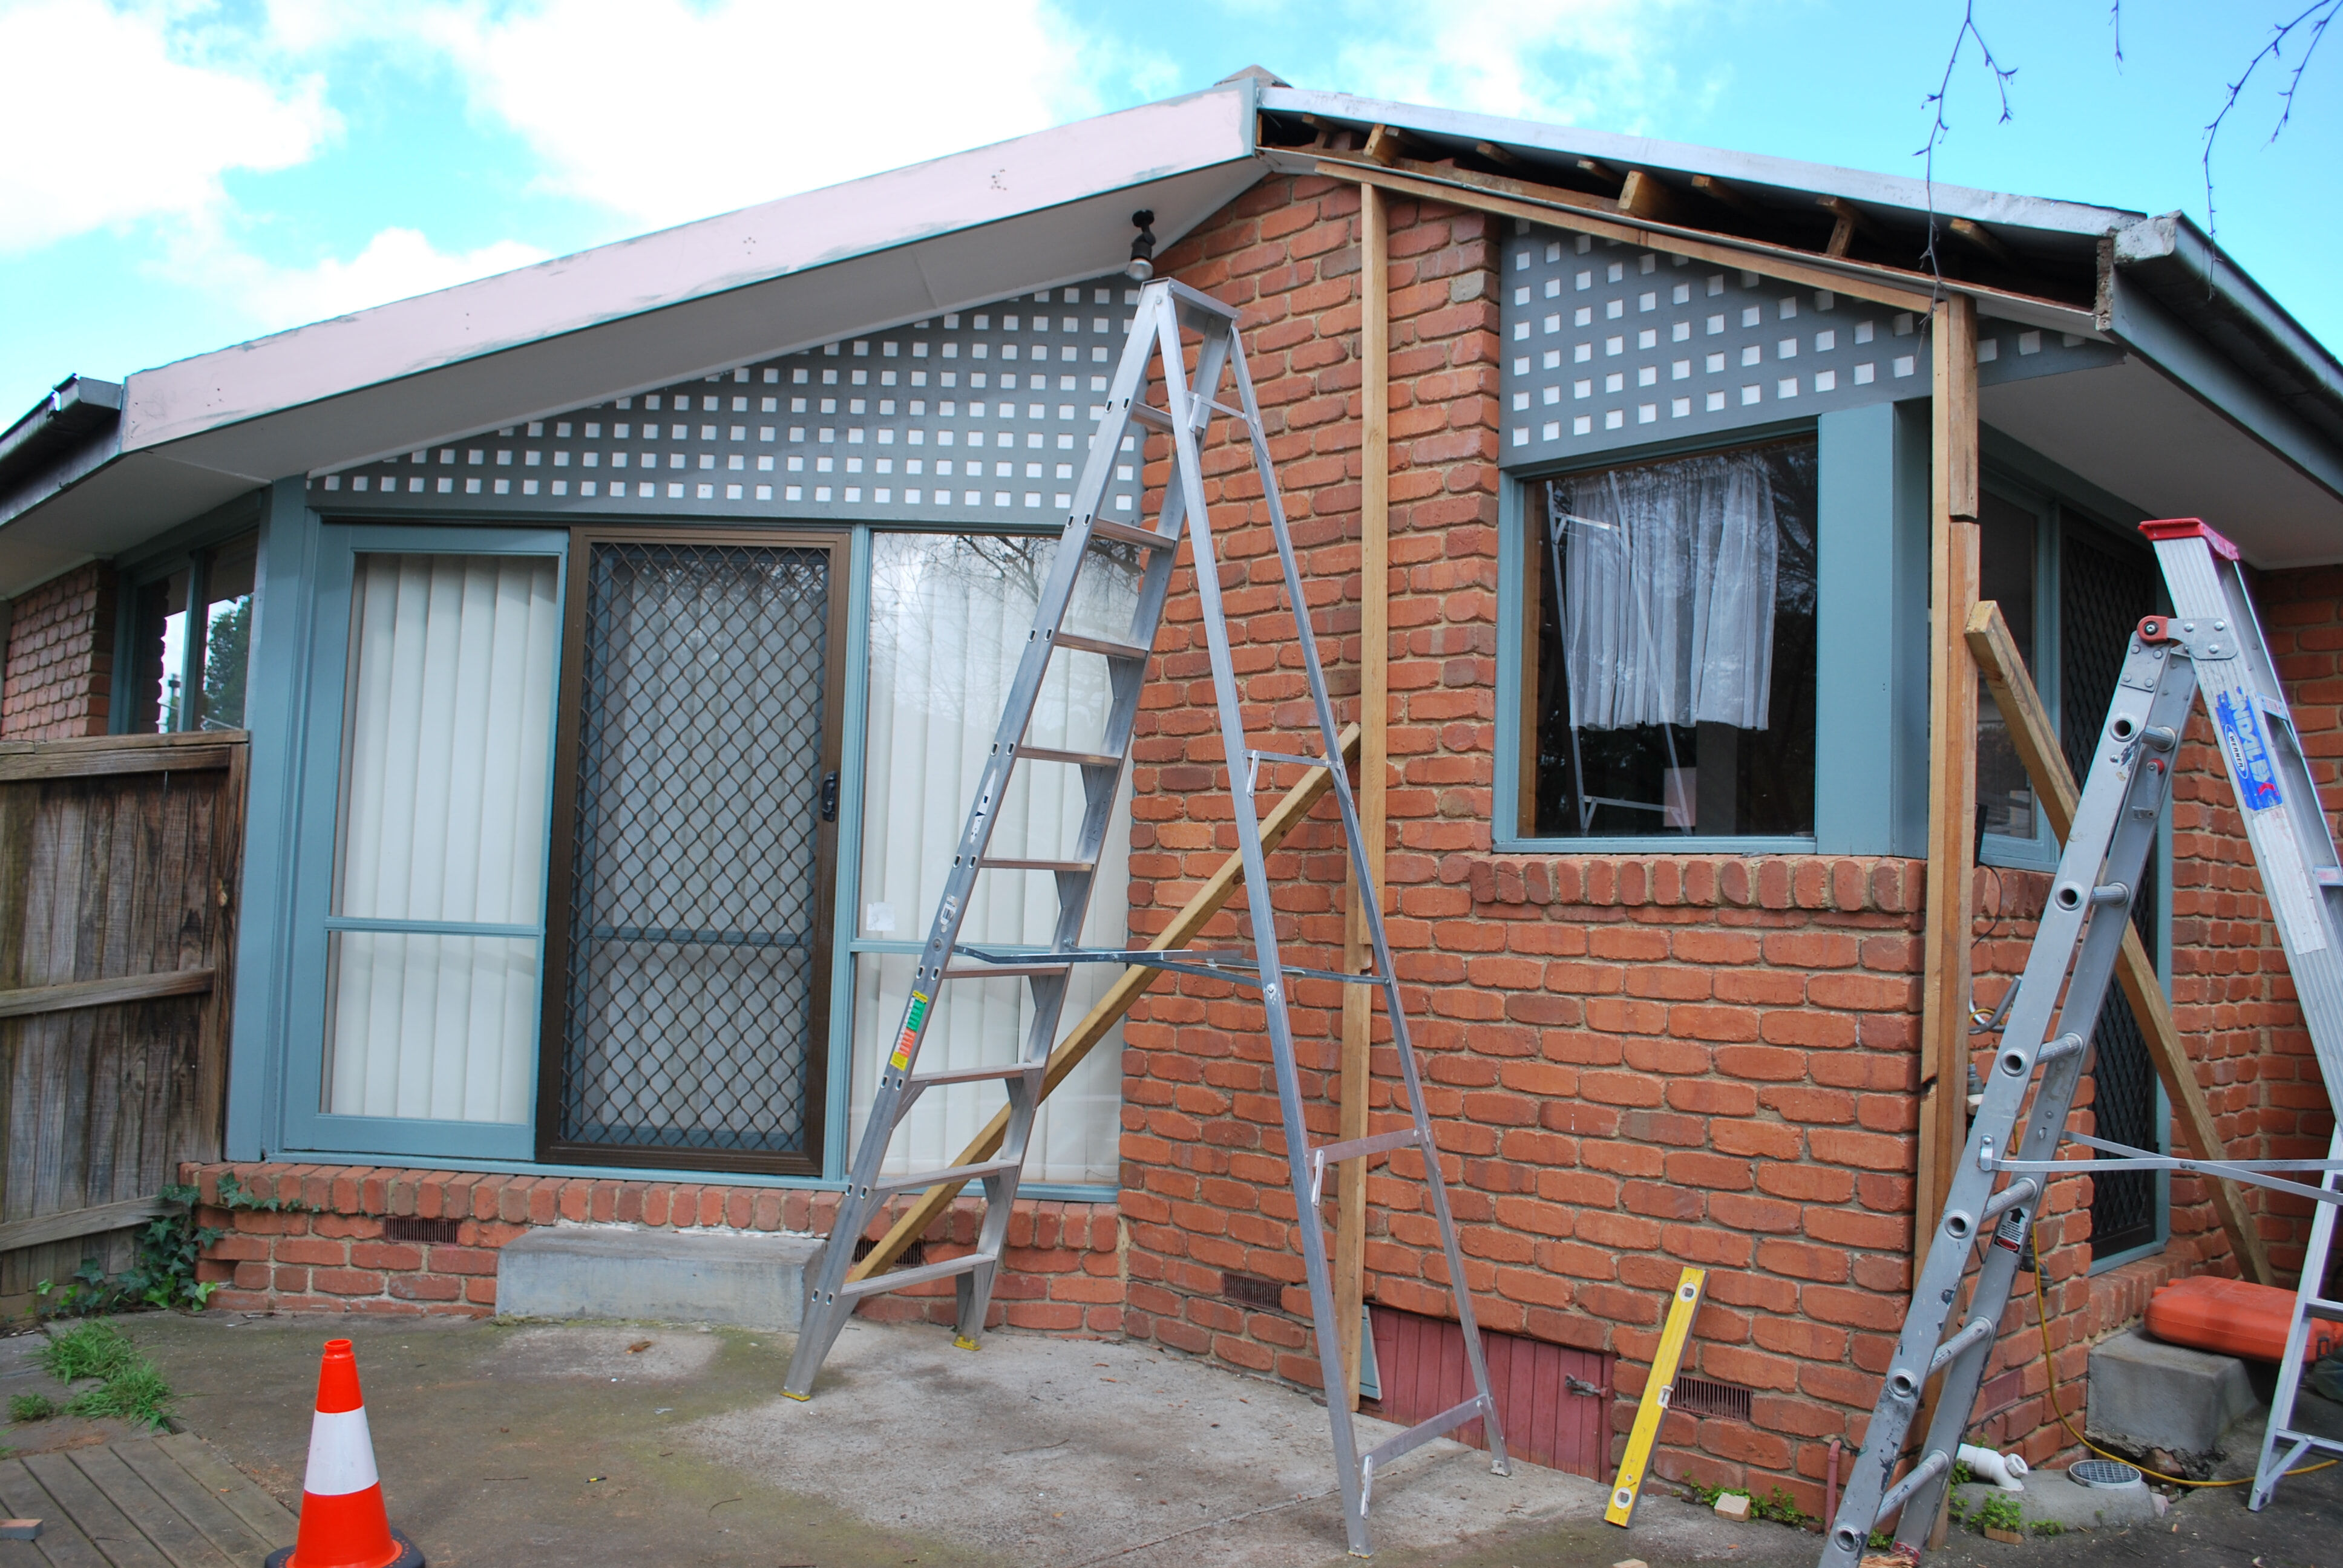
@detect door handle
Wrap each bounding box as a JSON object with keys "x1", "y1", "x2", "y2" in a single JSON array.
[{"x1": 820, "y1": 770, "x2": 839, "y2": 822}]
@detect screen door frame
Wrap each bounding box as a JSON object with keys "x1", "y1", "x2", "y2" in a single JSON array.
[{"x1": 536, "y1": 524, "x2": 851, "y2": 1174}]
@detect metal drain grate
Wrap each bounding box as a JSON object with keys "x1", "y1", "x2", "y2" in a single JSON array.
[
  {"x1": 2069, "y1": 1459, "x2": 2143, "y2": 1489},
  {"x1": 383, "y1": 1217, "x2": 463, "y2": 1244},
  {"x1": 1223, "y1": 1272, "x2": 1286, "y2": 1311}
]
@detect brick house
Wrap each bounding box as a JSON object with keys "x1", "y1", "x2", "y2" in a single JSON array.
[{"x1": 1, "y1": 74, "x2": 2336, "y2": 1509}]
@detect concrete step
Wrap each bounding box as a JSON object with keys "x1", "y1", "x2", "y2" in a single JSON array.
[
  {"x1": 2088, "y1": 1324, "x2": 2257, "y2": 1455},
  {"x1": 496, "y1": 1225, "x2": 823, "y2": 1331}
]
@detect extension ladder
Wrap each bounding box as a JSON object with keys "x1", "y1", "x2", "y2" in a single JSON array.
[
  {"x1": 1818, "y1": 518, "x2": 2343, "y2": 1567},
  {"x1": 781, "y1": 278, "x2": 1509, "y2": 1556}
]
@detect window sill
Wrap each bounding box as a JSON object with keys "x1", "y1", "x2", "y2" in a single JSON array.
[
  {"x1": 259, "y1": 1144, "x2": 1119, "y2": 1203},
  {"x1": 1492, "y1": 832, "x2": 1818, "y2": 856}
]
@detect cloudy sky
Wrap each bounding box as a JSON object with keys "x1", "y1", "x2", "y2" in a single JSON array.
[{"x1": 3, "y1": 1, "x2": 2338, "y2": 408}]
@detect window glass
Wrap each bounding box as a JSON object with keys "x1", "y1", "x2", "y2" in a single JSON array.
[
  {"x1": 850, "y1": 532, "x2": 1137, "y2": 1184},
  {"x1": 1529, "y1": 438, "x2": 1818, "y2": 837},
  {"x1": 130, "y1": 571, "x2": 191, "y2": 732},
  {"x1": 197, "y1": 534, "x2": 257, "y2": 730},
  {"x1": 324, "y1": 553, "x2": 560, "y2": 1123},
  {"x1": 1976, "y1": 492, "x2": 2039, "y2": 841}
]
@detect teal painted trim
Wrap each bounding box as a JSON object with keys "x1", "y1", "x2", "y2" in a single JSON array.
[
  {"x1": 823, "y1": 523, "x2": 874, "y2": 1180},
  {"x1": 1814, "y1": 403, "x2": 1899, "y2": 855},
  {"x1": 277, "y1": 524, "x2": 569, "y2": 1162},
  {"x1": 224, "y1": 479, "x2": 323, "y2": 1160},
  {"x1": 1884, "y1": 400, "x2": 1933, "y2": 859},
  {"x1": 1489, "y1": 832, "x2": 1817, "y2": 855},
  {"x1": 1976, "y1": 475, "x2": 2062, "y2": 874},
  {"x1": 1493, "y1": 470, "x2": 1526, "y2": 840},
  {"x1": 324, "y1": 916, "x2": 540, "y2": 938}
]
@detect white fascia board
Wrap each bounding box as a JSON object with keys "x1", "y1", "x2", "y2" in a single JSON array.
[
  {"x1": 1265, "y1": 87, "x2": 2137, "y2": 238},
  {"x1": 122, "y1": 84, "x2": 1260, "y2": 456}
]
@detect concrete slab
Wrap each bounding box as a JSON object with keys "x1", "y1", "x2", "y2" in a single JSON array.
[
  {"x1": 703, "y1": 1317, "x2": 1774, "y2": 1567},
  {"x1": 494, "y1": 1223, "x2": 822, "y2": 1331},
  {"x1": 2088, "y1": 1325, "x2": 2256, "y2": 1455},
  {"x1": 1952, "y1": 1468, "x2": 2157, "y2": 1532}
]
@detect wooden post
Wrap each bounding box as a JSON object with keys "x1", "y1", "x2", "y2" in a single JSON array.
[
  {"x1": 1966, "y1": 601, "x2": 2275, "y2": 1285},
  {"x1": 1915, "y1": 296, "x2": 1978, "y2": 1553},
  {"x1": 1916, "y1": 293, "x2": 1979, "y2": 1283},
  {"x1": 1335, "y1": 183, "x2": 1390, "y2": 1411}
]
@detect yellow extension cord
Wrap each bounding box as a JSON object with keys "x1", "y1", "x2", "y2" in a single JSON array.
[{"x1": 2027, "y1": 1261, "x2": 2338, "y2": 1488}]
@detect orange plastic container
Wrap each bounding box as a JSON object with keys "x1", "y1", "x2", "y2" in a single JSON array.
[{"x1": 2145, "y1": 1275, "x2": 2342, "y2": 1365}]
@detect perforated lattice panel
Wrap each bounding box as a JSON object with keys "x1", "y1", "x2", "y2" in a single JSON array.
[
  {"x1": 556, "y1": 541, "x2": 832, "y2": 1163},
  {"x1": 1495, "y1": 227, "x2": 2122, "y2": 466},
  {"x1": 2061, "y1": 526, "x2": 2162, "y2": 1257},
  {"x1": 309, "y1": 276, "x2": 1145, "y2": 524}
]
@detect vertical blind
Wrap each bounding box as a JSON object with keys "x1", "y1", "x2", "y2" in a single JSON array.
[
  {"x1": 327, "y1": 553, "x2": 561, "y2": 1123},
  {"x1": 852, "y1": 534, "x2": 1136, "y2": 1185}
]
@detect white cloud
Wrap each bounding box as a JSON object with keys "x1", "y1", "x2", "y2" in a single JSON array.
[
  {"x1": 170, "y1": 223, "x2": 550, "y2": 331},
  {"x1": 0, "y1": 0, "x2": 335, "y2": 253},
  {"x1": 273, "y1": 0, "x2": 1106, "y2": 230},
  {"x1": 1328, "y1": 0, "x2": 1697, "y2": 131}
]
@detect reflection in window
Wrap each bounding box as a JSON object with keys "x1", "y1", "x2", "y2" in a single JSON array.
[
  {"x1": 1529, "y1": 439, "x2": 1818, "y2": 838},
  {"x1": 126, "y1": 532, "x2": 257, "y2": 733},
  {"x1": 850, "y1": 532, "x2": 1138, "y2": 1184},
  {"x1": 1976, "y1": 493, "x2": 2039, "y2": 842}
]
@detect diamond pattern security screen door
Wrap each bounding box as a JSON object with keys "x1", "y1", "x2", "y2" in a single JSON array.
[{"x1": 539, "y1": 532, "x2": 848, "y2": 1173}]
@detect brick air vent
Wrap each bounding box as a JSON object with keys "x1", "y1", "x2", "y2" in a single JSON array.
[
  {"x1": 1222, "y1": 1272, "x2": 1285, "y2": 1311},
  {"x1": 383, "y1": 1217, "x2": 462, "y2": 1244},
  {"x1": 851, "y1": 1236, "x2": 926, "y2": 1269},
  {"x1": 1671, "y1": 1375, "x2": 1754, "y2": 1421}
]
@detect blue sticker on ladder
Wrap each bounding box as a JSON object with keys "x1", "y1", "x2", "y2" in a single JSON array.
[{"x1": 2213, "y1": 691, "x2": 2283, "y2": 812}]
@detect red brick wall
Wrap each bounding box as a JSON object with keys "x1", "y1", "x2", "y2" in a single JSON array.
[
  {"x1": 186, "y1": 1163, "x2": 1118, "y2": 1330},
  {"x1": 2, "y1": 563, "x2": 116, "y2": 738}
]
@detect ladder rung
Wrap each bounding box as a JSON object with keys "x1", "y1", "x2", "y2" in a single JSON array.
[
  {"x1": 1016, "y1": 745, "x2": 1122, "y2": 769},
  {"x1": 941, "y1": 960, "x2": 1074, "y2": 979},
  {"x1": 2307, "y1": 1296, "x2": 2343, "y2": 1320},
  {"x1": 980, "y1": 857, "x2": 1096, "y2": 874},
  {"x1": 908, "y1": 1061, "x2": 1046, "y2": 1087},
  {"x1": 1087, "y1": 518, "x2": 1179, "y2": 552},
  {"x1": 839, "y1": 1250, "x2": 992, "y2": 1298},
  {"x1": 1126, "y1": 402, "x2": 1173, "y2": 430},
  {"x1": 1054, "y1": 630, "x2": 1152, "y2": 662},
  {"x1": 2317, "y1": 867, "x2": 2343, "y2": 889},
  {"x1": 871, "y1": 1157, "x2": 1023, "y2": 1197}
]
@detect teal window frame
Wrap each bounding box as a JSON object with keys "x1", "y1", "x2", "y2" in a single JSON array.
[
  {"x1": 277, "y1": 523, "x2": 569, "y2": 1163},
  {"x1": 1495, "y1": 403, "x2": 1932, "y2": 858}
]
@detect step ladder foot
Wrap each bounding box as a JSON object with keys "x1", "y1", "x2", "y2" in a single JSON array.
[
  {"x1": 952, "y1": 1333, "x2": 980, "y2": 1351},
  {"x1": 1490, "y1": 1458, "x2": 1510, "y2": 1477},
  {"x1": 781, "y1": 1388, "x2": 811, "y2": 1402}
]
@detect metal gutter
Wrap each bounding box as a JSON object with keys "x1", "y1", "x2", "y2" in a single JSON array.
[
  {"x1": 2113, "y1": 212, "x2": 2343, "y2": 451},
  {"x1": 0, "y1": 376, "x2": 121, "y2": 496}
]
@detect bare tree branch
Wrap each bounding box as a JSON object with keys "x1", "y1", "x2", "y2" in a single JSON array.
[
  {"x1": 2203, "y1": 1, "x2": 2342, "y2": 238},
  {"x1": 2109, "y1": 1, "x2": 2125, "y2": 65},
  {"x1": 1917, "y1": 1, "x2": 2018, "y2": 293}
]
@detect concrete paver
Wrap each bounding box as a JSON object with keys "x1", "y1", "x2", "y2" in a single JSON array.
[{"x1": 23, "y1": 1310, "x2": 2330, "y2": 1568}]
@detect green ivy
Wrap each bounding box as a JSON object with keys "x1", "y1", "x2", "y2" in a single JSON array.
[{"x1": 35, "y1": 1184, "x2": 220, "y2": 1316}]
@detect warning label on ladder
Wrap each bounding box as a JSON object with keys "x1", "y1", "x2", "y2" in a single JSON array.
[{"x1": 888, "y1": 991, "x2": 931, "y2": 1071}]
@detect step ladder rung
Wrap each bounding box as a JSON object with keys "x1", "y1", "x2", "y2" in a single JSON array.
[
  {"x1": 870, "y1": 1157, "x2": 1023, "y2": 1197},
  {"x1": 979, "y1": 857, "x2": 1097, "y2": 874},
  {"x1": 1087, "y1": 518, "x2": 1180, "y2": 552},
  {"x1": 1053, "y1": 630, "x2": 1152, "y2": 662},
  {"x1": 908, "y1": 1061, "x2": 1047, "y2": 1087},
  {"x1": 940, "y1": 960, "x2": 1073, "y2": 979},
  {"x1": 1126, "y1": 402, "x2": 1173, "y2": 431},
  {"x1": 1016, "y1": 745, "x2": 1123, "y2": 769},
  {"x1": 2307, "y1": 1296, "x2": 2343, "y2": 1320},
  {"x1": 838, "y1": 1250, "x2": 992, "y2": 1298}
]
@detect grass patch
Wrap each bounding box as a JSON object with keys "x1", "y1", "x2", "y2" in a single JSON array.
[
  {"x1": 34, "y1": 1321, "x2": 139, "y2": 1382},
  {"x1": 8, "y1": 1393, "x2": 57, "y2": 1422},
  {"x1": 30, "y1": 1322, "x2": 176, "y2": 1430},
  {"x1": 62, "y1": 1362, "x2": 175, "y2": 1429}
]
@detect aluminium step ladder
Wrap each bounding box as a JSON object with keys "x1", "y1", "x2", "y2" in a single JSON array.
[
  {"x1": 781, "y1": 278, "x2": 1509, "y2": 1557},
  {"x1": 1818, "y1": 518, "x2": 2343, "y2": 1567}
]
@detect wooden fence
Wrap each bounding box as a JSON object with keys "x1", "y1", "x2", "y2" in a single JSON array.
[{"x1": 0, "y1": 732, "x2": 246, "y2": 1314}]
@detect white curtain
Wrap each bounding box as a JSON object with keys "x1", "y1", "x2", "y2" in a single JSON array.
[
  {"x1": 327, "y1": 553, "x2": 561, "y2": 1122},
  {"x1": 1551, "y1": 451, "x2": 1779, "y2": 731},
  {"x1": 852, "y1": 533, "x2": 1135, "y2": 1185}
]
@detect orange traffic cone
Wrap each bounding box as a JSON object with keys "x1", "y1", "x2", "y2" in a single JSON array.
[{"x1": 266, "y1": 1339, "x2": 424, "y2": 1568}]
